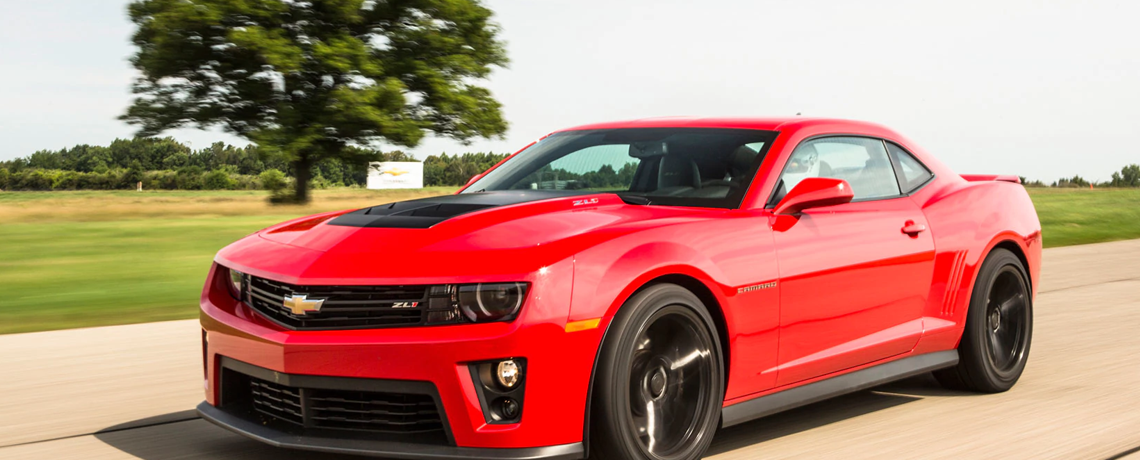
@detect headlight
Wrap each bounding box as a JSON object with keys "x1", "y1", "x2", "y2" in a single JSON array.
[
  {"x1": 458, "y1": 283, "x2": 526, "y2": 322},
  {"x1": 425, "y1": 283, "x2": 528, "y2": 325},
  {"x1": 226, "y1": 267, "x2": 245, "y2": 301}
]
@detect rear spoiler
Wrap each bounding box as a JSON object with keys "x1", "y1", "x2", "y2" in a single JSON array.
[{"x1": 960, "y1": 174, "x2": 1021, "y2": 184}]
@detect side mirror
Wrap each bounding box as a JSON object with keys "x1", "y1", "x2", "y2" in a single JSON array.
[
  {"x1": 464, "y1": 173, "x2": 484, "y2": 187},
  {"x1": 774, "y1": 177, "x2": 854, "y2": 215}
]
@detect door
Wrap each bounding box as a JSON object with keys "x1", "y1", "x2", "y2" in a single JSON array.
[{"x1": 769, "y1": 136, "x2": 935, "y2": 386}]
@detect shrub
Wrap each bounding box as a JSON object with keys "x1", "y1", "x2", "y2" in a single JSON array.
[
  {"x1": 107, "y1": 169, "x2": 127, "y2": 190},
  {"x1": 52, "y1": 171, "x2": 80, "y2": 190},
  {"x1": 203, "y1": 169, "x2": 235, "y2": 190},
  {"x1": 0, "y1": 167, "x2": 8, "y2": 190},
  {"x1": 78, "y1": 171, "x2": 106, "y2": 190},
  {"x1": 144, "y1": 170, "x2": 179, "y2": 190},
  {"x1": 232, "y1": 174, "x2": 260, "y2": 190},
  {"x1": 310, "y1": 174, "x2": 334, "y2": 190},
  {"x1": 14, "y1": 169, "x2": 53, "y2": 190},
  {"x1": 176, "y1": 166, "x2": 204, "y2": 190},
  {"x1": 259, "y1": 169, "x2": 287, "y2": 193},
  {"x1": 123, "y1": 161, "x2": 145, "y2": 188}
]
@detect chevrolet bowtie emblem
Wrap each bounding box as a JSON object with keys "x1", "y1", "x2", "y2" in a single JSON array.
[{"x1": 283, "y1": 294, "x2": 325, "y2": 315}]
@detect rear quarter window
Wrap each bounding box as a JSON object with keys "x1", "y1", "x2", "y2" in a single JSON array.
[{"x1": 887, "y1": 142, "x2": 934, "y2": 193}]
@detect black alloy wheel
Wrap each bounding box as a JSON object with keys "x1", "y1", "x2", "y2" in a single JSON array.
[
  {"x1": 935, "y1": 248, "x2": 1033, "y2": 392},
  {"x1": 984, "y1": 266, "x2": 1030, "y2": 377},
  {"x1": 589, "y1": 284, "x2": 724, "y2": 460}
]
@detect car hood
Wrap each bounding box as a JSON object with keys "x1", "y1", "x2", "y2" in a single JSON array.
[{"x1": 215, "y1": 191, "x2": 717, "y2": 283}]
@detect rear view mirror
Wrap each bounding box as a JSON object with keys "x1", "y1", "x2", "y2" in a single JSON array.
[
  {"x1": 774, "y1": 178, "x2": 854, "y2": 215},
  {"x1": 628, "y1": 141, "x2": 669, "y2": 158},
  {"x1": 465, "y1": 173, "x2": 484, "y2": 187}
]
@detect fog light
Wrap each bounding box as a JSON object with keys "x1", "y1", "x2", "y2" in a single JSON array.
[
  {"x1": 470, "y1": 358, "x2": 526, "y2": 424},
  {"x1": 500, "y1": 398, "x2": 520, "y2": 419},
  {"x1": 496, "y1": 360, "x2": 520, "y2": 389}
]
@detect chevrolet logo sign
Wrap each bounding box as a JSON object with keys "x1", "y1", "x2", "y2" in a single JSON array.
[{"x1": 283, "y1": 294, "x2": 325, "y2": 315}]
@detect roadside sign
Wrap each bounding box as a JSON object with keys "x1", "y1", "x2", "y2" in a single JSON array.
[{"x1": 367, "y1": 162, "x2": 423, "y2": 189}]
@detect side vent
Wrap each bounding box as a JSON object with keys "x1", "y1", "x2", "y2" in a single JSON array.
[{"x1": 941, "y1": 251, "x2": 968, "y2": 316}]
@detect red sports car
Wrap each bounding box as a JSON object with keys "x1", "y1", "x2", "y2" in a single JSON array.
[{"x1": 198, "y1": 117, "x2": 1040, "y2": 460}]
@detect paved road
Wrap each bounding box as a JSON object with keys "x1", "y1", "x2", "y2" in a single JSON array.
[{"x1": 3, "y1": 239, "x2": 1140, "y2": 459}]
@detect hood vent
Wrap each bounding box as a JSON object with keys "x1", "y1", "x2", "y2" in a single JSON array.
[{"x1": 327, "y1": 191, "x2": 578, "y2": 229}]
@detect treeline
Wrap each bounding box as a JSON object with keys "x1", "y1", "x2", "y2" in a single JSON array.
[
  {"x1": 423, "y1": 152, "x2": 509, "y2": 187},
  {"x1": 513, "y1": 163, "x2": 638, "y2": 190},
  {"x1": 1021, "y1": 164, "x2": 1140, "y2": 188},
  {"x1": 6, "y1": 138, "x2": 1133, "y2": 192},
  {"x1": 0, "y1": 137, "x2": 509, "y2": 191}
]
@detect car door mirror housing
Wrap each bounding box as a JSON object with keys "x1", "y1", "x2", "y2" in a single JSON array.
[
  {"x1": 465, "y1": 173, "x2": 484, "y2": 187},
  {"x1": 774, "y1": 178, "x2": 854, "y2": 215}
]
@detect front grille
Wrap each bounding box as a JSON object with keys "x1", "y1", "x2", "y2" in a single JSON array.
[
  {"x1": 250, "y1": 377, "x2": 304, "y2": 426},
  {"x1": 246, "y1": 275, "x2": 428, "y2": 330},
  {"x1": 219, "y1": 360, "x2": 450, "y2": 445},
  {"x1": 308, "y1": 388, "x2": 443, "y2": 432},
  {"x1": 245, "y1": 375, "x2": 443, "y2": 434}
]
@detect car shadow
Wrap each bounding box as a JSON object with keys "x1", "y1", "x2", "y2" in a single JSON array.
[
  {"x1": 873, "y1": 372, "x2": 967, "y2": 397},
  {"x1": 95, "y1": 413, "x2": 363, "y2": 460},
  {"x1": 95, "y1": 375, "x2": 954, "y2": 459},
  {"x1": 706, "y1": 373, "x2": 964, "y2": 456}
]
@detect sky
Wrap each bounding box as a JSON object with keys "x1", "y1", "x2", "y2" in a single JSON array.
[{"x1": 1, "y1": 0, "x2": 1137, "y2": 182}]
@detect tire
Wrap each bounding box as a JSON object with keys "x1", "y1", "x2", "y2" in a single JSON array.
[
  {"x1": 935, "y1": 248, "x2": 1033, "y2": 393},
  {"x1": 588, "y1": 284, "x2": 724, "y2": 460}
]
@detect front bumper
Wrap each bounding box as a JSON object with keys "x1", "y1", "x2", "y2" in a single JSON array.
[
  {"x1": 197, "y1": 403, "x2": 583, "y2": 459},
  {"x1": 199, "y1": 261, "x2": 603, "y2": 453}
]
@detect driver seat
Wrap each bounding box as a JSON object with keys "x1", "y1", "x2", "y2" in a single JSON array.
[{"x1": 654, "y1": 155, "x2": 701, "y2": 195}]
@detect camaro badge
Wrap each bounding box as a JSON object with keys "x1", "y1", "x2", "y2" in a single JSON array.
[
  {"x1": 738, "y1": 281, "x2": 777, "y2": 294},
  {"x1": 283, "y1": 294, "x2": 325, "y2": 315}
]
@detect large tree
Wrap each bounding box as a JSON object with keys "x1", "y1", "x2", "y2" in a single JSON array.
[
  {"x1": 1110, "y1": 164, "x2": 1140, "y2": 187},
  {"x1": 122, "y1": 0, "x2": 508, "y2": 202}
]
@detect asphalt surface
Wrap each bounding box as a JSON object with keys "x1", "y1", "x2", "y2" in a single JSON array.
[{"x1": 2, "y1": 239, "x2": 1140, "y2": 459}]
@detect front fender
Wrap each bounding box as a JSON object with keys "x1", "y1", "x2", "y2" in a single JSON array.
[
  {"x1": 565, "y1": 217, "x2": 782, "y2": 400},
  {"x1": 569, "y1": 240, "x2": 731, "y2": 324}
]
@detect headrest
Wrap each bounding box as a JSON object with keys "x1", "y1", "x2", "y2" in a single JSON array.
[
  {"x1": 658, "y1": 155, "x2": 701, "y2": 189},
  {"x1": 729, "y1": 145, "x2": 758, "y2": 177}
]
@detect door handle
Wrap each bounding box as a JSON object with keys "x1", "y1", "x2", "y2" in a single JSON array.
[{"x1": 901, "y1": 221, "x2": 927, "y2": 236}]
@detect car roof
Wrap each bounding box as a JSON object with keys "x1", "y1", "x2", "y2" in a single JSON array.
[{"x1": 554, "y1": 116, "x2": 893, "y2": 134}]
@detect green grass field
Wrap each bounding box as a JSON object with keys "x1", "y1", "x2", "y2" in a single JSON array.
[
  {"x1": 1, "y1": 187, "x2": 1137, "y2": 334},
  {"x1": 0, "y1": 188, "x2": 458, "y2": 334},
  {"x1": 1027, "y1": 188, "x2": 1140, "y2": 247}
]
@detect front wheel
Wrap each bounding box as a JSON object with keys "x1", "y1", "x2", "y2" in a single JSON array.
[
  {"x1": 588, "y1": 284, "x2": 724, "y2": 460},
  {"x1": 935, "y1": 248, "x2": 1033, "y2": 392}
]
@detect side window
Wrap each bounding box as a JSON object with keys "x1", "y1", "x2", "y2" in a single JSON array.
[
  {"x1": 773, "y1": 137, "x2": 902, "y2": 203},
  {"x1": 511, "y1": 144, "x2": 638, "y2": 191},
  {"x1": 886, "y1": 142, "x2": 934, "y2": 193}
]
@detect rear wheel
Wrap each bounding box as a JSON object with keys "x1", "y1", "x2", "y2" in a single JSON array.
[
  {"x1": 935, "y1": 248, "x2": 1033, "y2": 392},
  {"x1": 588, "y1": 284, "x2": 724, "y2": 460}
]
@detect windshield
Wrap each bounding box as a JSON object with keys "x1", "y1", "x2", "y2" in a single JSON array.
[{"x1": 463, "y1": 128, "x2": 777, "y2": 208}]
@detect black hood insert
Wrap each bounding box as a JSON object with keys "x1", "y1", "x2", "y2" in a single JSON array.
[{"x1": 327, "y1": 190, "x2": 585, "y2": 229}]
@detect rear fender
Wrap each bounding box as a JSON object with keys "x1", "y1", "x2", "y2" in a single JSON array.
[{"x1": 911, "y1": 180, "x2": 1041, "y2": 354}]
